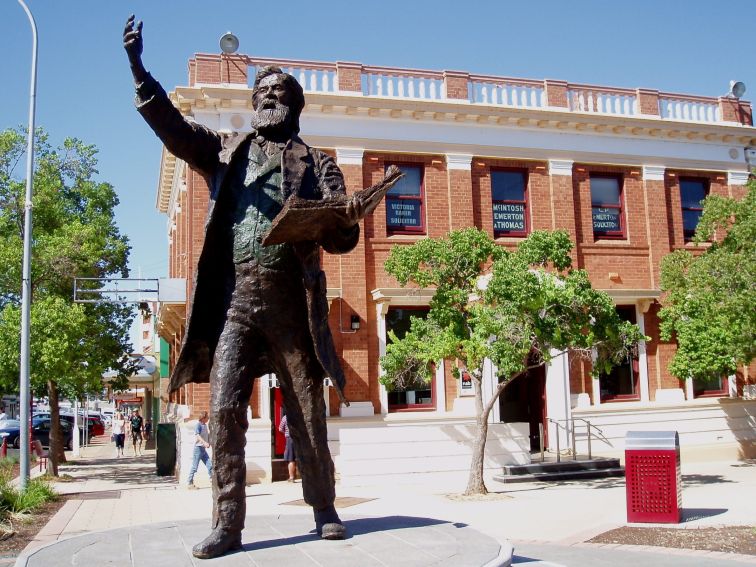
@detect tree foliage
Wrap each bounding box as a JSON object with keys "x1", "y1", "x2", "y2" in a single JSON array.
[
  {"x1": 382, "y1": 228, "x2": 646, "y2": 494},
  {"x1": 0, "y1": 127, "x2": 135, "y2": 471},
  {"x1": 660, "y1": 180, "x2": 756, "y2": 381}
]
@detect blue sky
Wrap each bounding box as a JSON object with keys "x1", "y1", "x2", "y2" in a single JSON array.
[{"x1": 2, "y1": 1, "x2": 754, "y2": 343}]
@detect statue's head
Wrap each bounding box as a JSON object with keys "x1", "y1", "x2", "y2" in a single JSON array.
[{"x1": 251, "y1": 66, "x2": 305, "y2": 136}]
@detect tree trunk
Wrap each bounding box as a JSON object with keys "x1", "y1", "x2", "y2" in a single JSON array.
[
  {"x1": 464, "y1": 371, "x2": 490, "y2": 495},
  {"x1": 46, "y1": 380, "x2": 61, "y2": 476}
]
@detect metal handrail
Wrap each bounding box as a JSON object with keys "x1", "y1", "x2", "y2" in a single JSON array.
[{"x1": 542, "y1": 417, "x2": 602, "y2": 462}]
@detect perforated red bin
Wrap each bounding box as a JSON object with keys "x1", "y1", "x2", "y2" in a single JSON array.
[{"x1": 625, "y1": 431, "x2": 681, "y2": 523}]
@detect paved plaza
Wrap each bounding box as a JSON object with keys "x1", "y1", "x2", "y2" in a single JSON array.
[{"x1": 12, "y1": 437, "x2": 756, "y2": 566}]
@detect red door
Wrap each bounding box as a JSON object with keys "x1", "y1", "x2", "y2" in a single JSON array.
[{"x1": 272, "y1": 388, "x2": 285, "y2": 457}]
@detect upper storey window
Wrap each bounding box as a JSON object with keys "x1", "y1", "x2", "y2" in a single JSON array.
[
  {"x1": 492, "y1": 170, "x2": 528, "y2": 237},
  {"x1": 679, "y1": 178, "x2": 708, "y2": 240},
  {"x1": 590, "y1": 175, "x2": 625, "y2": 239},
  {"x1": 386, "y1": 164, "x2": 425, "y2": 235}
]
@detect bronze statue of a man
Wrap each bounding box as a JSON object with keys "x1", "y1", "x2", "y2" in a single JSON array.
[{"x1": 124, "y1": 16, "x2": 366, "y2": 559}]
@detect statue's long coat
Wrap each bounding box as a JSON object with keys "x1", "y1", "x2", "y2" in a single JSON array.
[{"x1": 135, "y1": 74, "x2": 357, "y2": 399}]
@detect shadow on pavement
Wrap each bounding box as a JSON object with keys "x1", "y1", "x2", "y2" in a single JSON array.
[
  {"x1": 57, "y1": 454, "x2": 175, "y2": 488},
  {"x1": 681, "y1": 508, "x2": 728, "y2": 522},
  {"x1": 681, "y1": 474, "x2": 735, "y2": 485},
  {"x1": 239, "y1": 515, "x2": 461, "y2": 552}
]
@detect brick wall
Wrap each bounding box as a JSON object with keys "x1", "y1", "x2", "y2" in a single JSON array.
[{"x1": 161, "y1": 91, "x2": 750, "y2": 419}]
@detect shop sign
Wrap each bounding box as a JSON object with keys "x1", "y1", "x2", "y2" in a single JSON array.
[
  {"x1": 493, "y1": 202, "x2": 525, "y2": 231},
  {"x1": 387, "y1": 200, "x2": 421, "y2": 229},
  {"x1": 592, "y1": 207, "x2": 621, "y2": 231}
]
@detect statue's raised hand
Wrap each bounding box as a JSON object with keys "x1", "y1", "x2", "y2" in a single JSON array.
[{"x1": 124, "y1": 15, "x2": 147, "y2": 83}]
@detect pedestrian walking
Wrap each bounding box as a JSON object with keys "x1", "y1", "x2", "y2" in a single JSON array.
[
  {"x1": 128, "y1": 409, "x2": 144, "y2": 456},
  {"x1": 187, "y1": 411, "x2": 213, "y2": 489},
  {"x1": 279, "y1": 411, "x2": 297, "y2": 482},
  {"x1": 111, "y1": 411, "x2": 126, "y2": 457}
]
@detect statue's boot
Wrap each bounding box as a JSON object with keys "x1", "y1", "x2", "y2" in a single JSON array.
[
  {"x1": 192, "y1": 527, "x2": 242, "y2": 559},
  {"x1": 314, "y1": 504, "x2": 346, "y2": 540}
]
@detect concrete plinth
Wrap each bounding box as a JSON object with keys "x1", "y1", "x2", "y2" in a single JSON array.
[{"x1": 15, "y1": 515, "x2": 512, "y2": 567}]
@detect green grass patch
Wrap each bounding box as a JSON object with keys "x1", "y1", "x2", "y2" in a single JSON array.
[{"x1": 0, "y1": 459, "x2": 57, "y2": 519}]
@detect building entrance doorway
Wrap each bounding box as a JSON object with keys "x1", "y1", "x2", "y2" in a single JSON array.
[{"x1": 499, "y1": 365, "x2": 546, "y2": 452}]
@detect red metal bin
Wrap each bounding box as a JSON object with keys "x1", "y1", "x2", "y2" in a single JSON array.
[{"x1": 625, "y1": 430, "x2": 681, "y2": 523}]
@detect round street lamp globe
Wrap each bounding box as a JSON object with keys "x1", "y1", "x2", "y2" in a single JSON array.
[{"x1": 219, "y1": 32, "x2": 239, "y2": 54}]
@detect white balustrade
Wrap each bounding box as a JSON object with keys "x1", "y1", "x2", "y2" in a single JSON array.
[
  {"x1": 250, "y1": 65, "x2": 337, "y2": 93},
  {"x1": 471, "y1": 81, "x2": 545, "y2": 108},
  {"x1": 567, "y1": 89, "x2": 637, "y2": 116},
  {"x1": 660, "y1": 97, "x2": 720, "y2": 123},
  {"x1": 365, "y1": 72, "x2": 444, "y2": 100},
  {"x1": 247, "y1": 61, "x2": 730, "y2": 125}
]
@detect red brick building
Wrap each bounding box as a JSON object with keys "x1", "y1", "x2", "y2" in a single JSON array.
[{"x1": 155, "y1": 53, "x2": 756, "y2": 484}]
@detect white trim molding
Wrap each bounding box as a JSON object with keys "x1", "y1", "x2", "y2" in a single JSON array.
[
  {"x1": 642, "y1": 165, "x2": 666, "y2": 181},
  {"x1": 599, "y1": 289, "x2": 660, "y2": 305},
  {"x1": 371, "y1": 287, "x2": 436, "y2": 306},
  {"x1": 445, "y1": 153, "x2": 473, "y2": 171},
  {"x1": 727, "y1": 170, "x2": 750, "y2": 186},
  {"x1": 548, "y1": 159, "x2": 574, "y2": 177},
  {"x1": 335, "y1": 147, "x2": 365, "y2": 166}
]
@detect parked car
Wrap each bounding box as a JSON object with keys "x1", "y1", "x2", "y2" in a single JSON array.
[
  {"x1": 0, "y1": 418, "x2": 81, "y2": 450},
  {"x1": 62, "y1": 414, "x2": 105, "y2": 437},
  {"x1": 0, "y1": 420, "x2": 21, "y2": 448}
]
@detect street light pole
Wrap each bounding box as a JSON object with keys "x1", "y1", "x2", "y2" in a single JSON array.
[{"x1": 17, "y1": 0, "x2": 39, "y2": 491}]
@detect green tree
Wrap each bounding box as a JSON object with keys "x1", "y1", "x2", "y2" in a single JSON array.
[
  {"x1": 659, "y1": 180, "x2": 755, "y2": 385},
  {"x1": 382, "y1": 228, "x2": 646, "y2": 495},
  {"x1": 0, "y1": 127, "x2": 134, "y2": 474}
]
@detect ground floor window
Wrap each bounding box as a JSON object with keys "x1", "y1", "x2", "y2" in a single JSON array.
[
  {"x1": 692, "y1": 376, "x2": 729, "y2": 398},
  {"x1": 386, "y1": 307, "x2": 434, "y2": 411},
  {"x1": 599, "y1": 305, "x2": 639, "y2": 402}
]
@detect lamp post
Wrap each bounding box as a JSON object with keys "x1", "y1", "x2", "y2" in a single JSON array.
[{"x1": 16, "y1": 0, "x2": 39, "y2": 491}]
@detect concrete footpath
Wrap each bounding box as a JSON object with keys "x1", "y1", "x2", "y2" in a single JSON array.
[{"x1": 14, "y1": 436, "x2": 756, "y2": 566}]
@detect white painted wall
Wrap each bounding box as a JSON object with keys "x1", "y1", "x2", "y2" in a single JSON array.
[
  {"x1": 329, "y1": 418, "x2": 529, "y2": 487},
  {"x1": 572, "y1": 398, "x2": 756, "y2": 461}
]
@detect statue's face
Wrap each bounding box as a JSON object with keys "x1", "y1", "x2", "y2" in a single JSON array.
[{"x1": 252, "y1": 74, "x2": 295, "y2": 134}]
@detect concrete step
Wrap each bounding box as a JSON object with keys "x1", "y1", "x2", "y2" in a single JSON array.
[
  {"x1": 494, "y1": 457, "x2": 625, "y2": 483},
  {"x1": 494, "y1": 466, "x2": 625, "y2": 484},
  {"x1": 503, "y1": 457, "x2": 621, "y2": 476}
]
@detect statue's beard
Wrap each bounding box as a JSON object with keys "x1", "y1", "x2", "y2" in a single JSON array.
[{"x1": 251, "y1": 102, "x2": 293, "y2": 135}]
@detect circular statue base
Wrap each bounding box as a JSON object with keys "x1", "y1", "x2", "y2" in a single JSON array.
[{"x1": 16, "y1": 515, "x2": 512, "y2": 567}]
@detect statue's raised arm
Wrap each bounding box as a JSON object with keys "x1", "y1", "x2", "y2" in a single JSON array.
[
  {"x1": 123, "y1": 15, "x2": 222, "y2": 177},
  {"x1": 123, "y1": 15, "x2": 148, "y2": 85}
]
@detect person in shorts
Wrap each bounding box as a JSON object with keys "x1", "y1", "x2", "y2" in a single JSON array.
[
  {"x1": 111, "y1": 410, "x2": 126, "y2": 457},
  {"x1": 128, "y1": 409, "x2": 144, "y2": 456}
]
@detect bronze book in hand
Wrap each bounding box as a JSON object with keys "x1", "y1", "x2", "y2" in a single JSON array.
[{"x1": 262, "y1": 165, "x2": 404, "y2": 246}]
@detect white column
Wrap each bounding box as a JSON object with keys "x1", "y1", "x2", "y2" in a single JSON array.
[
  {"x1": 590, "y1": 349, "x2": 601, "y2": 406},
  {"x1": 548, "y1": 159, "x2": 574, "y2": 176},
  {"x1": 591, "y1": 375, "x2": 601, "y2": 406},
  {"x1": 434, "y1": 360, "x2": 447, "y2": 414},
  {"x1": 684, "y1": 377, "x2": 694, "y2": 400},
  {"x1": 642, "y1": 165, "x2": 666, "y2": 182},
  {"x1": 375, "y1": 301, "x2": 390, "y2": 415},
  {"x1": 482, "y1": 359, "x2": 499, "y2": 423},
  {"x1": 727, "y1": 170, "x2": 749, "y2": 186},
  {"x1": 335, "y1": 148, "x2": 365, "y2": 166},
  {"x1": 635, "y1": 304, "x2": 650, "y2": 402},
  {"x1": 545, "y1": 349, "x2": 572, "y2": 451},
  {"x1": 259, "y1": 374, "x2": 273, "y2": 421},
  {"x1": 728, "y1": 374, "x2": 737, "y2": 398},
  {"x1": 445, "y1": 154, "x2": 473, "y2": 170}
]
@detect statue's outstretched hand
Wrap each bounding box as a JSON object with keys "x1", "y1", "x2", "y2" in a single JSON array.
[
  {"x1": 124, "y1": 15, "x2": 147, "y2": 83},
  {"x1": 344, "y1": 196, "x2": 367, "y2": 227}
]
